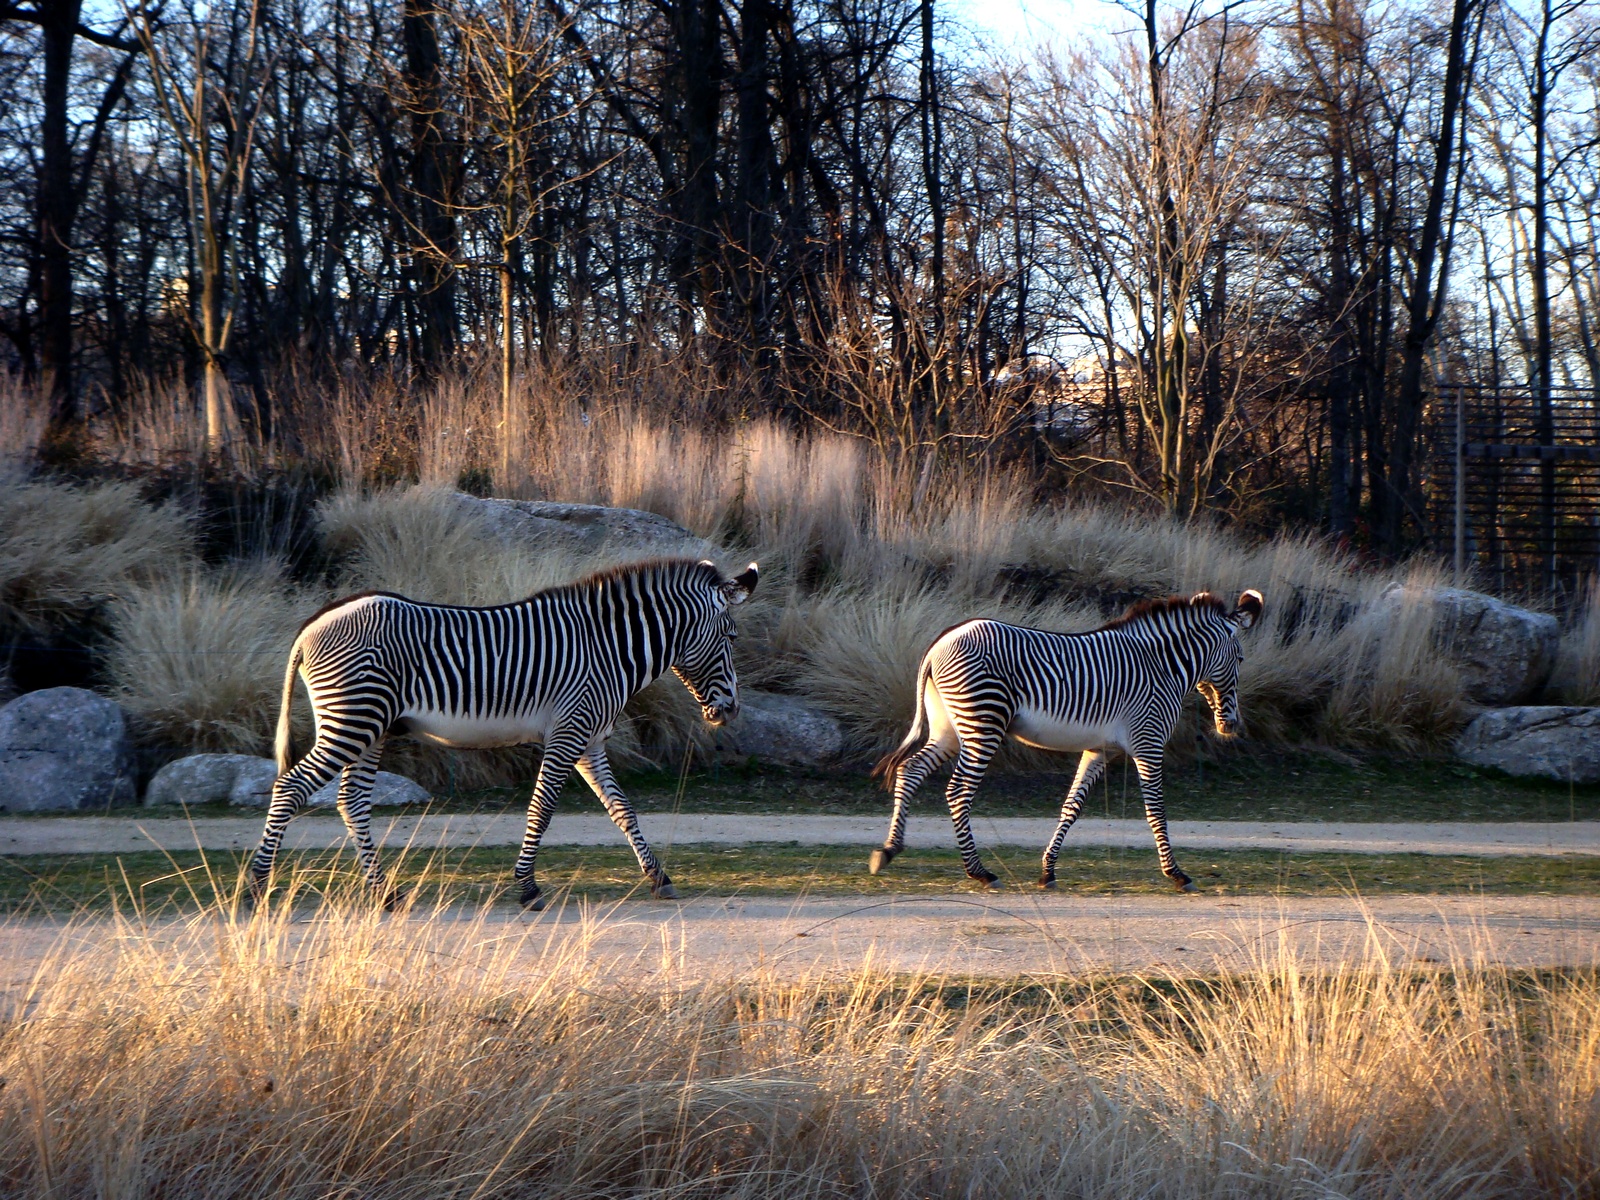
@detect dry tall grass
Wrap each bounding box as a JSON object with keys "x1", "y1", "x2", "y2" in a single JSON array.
[
  {"x1": 0, "y1": 373, "x2": 45, "y2": 471},
  {"x1": 0, "y1": 477, "x2": 194, "y2": 635},
  {"x1": 1553, "y1": 576, "x2": 1600, "y2": 705},
  {"x1": 0, "y1": 891, "x2": 1595, "y2": 1198},
  {"x1": 104, "y1": 560, "x2": 323, "y2": 754},
  {"x1": 1, "y1": 370, "x2": 1559, "y2": 772}
]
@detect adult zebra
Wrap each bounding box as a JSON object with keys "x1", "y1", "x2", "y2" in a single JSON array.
[
  {"x1": 252, "y1": 557, "x2": 758, "y2": 909},
  {"x1": 868, "y1": 590, "x2": 1263, "y2": 891}
]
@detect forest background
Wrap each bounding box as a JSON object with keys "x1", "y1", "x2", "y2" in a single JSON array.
[{"x1": 1, "y1": 0, "x2": 1595, "y2": 551}]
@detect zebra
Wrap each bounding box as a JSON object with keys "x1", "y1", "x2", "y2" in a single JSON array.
[
  {"x1": 251, "y1": 557, "x2": 759, "y2": 910},
  {"x1": 867, "y1": 590, "x2": 1263, "y2": 892}
]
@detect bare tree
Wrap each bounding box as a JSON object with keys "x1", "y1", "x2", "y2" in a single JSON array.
[{"x1": 134, "y1": 0, "x2": 270, "y2": 454}]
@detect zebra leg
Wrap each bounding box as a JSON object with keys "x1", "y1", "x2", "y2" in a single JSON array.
[
  {"x1": 1040, "y1": 749, "x2": 1107, "y2": 889},
  {"x1": 1133, "y1": 753, "x2": 1196, "y2": 892},
  {"x1": 945, "y1": 731, "x2": 1003, "y2": 886},
  {"x1": 869, "y1": 741, "x2": 952, "y2": 875},
  {"x1": 334, "y1": 742, "x2": 400, "y2": 910},
  {"x1": 249, "y1": 737, "x2": 368, "y2": 904},
  {"x1": 512, "y1": 733, "x2": 585, "y2": 911},
  {"x1": 576, "y1": 744, "x2": 676, "y2": 899}
]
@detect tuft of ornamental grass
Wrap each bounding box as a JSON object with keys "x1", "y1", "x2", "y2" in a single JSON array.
[
  {"x1": 0, "y1": 373, "x2": 45, "y2": 473},
  {"x1": 0, "y1": 888, "x2": 1595, "y2": 1198},
  {"x1": 0, "y1": 476, "x2": 194, "y2": 636},
  {"x1": 1552, "y1": 575, "x2": 1600, "y2": 705},
  {"x1": 104, "y1": 559, "x2": 324, "y2": 755}
]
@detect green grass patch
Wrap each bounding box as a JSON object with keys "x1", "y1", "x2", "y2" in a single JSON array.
[
  {"x1": 0, "y1": 842, "x2": 1595, "y2": 914},
  {"x1": 106, "y1": 748, "x2": 1600, "y2": 826}
]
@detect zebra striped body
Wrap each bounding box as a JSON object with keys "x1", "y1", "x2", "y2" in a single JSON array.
[
  {"x1": 252, "y1": 558, "x2": 758, "y2": 908},
  {"x1": 869, "y1": 590, "x2": 1263, "y2": 891}
]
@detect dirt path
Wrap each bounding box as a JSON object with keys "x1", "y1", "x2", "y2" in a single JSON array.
[
  {"x1": 2, "y1": 893, "x2": 1596, "y2": 981},
  {"x1": 0, "y1": 812, "x2": 1595, "y2": 857}
]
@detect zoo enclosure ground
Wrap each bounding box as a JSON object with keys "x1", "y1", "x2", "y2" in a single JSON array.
[
  {"x1": 1, "y1": 841, "x2": 1596, "y2": 915},
  {"x1": 57, "y1": 752, "x2": 1600, "y2": 823}
]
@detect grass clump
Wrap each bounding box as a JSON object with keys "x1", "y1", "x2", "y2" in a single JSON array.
[
  {"x1": 0, "y1": 895, "x2": 1595, "y2": 1197},
  {"x1": 0, "y1": 477, "x2": 193, "y2": 636},
  {"x1": 104, "y1": 560, "x2": 322, "y2": 755},
  {"x1": 1552, "y1": 575, "x2": 1600, "y2": 705}
]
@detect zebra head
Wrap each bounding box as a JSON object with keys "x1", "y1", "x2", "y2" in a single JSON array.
[
  {"x1": 672, "y1": 561, "x2": 760, "y2": 726},
  {"x1": 1194, "y1": 589, "x2": 1264, "y2": 738}
]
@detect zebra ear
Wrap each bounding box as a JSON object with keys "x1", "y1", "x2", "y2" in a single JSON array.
[
  {"x1": 722, "y1": 562, "x2": 759, "y2": 606},
  {"x1": 1233, "y1": 589, "x2": 1264, "y2": 629}
]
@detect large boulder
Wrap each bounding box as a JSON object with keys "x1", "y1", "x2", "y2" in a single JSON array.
[
  {"x1": 456, "y1": 495, "x2": 704, "y2": 557},
  {"x1": 145, "y1": 752, "x2": 431, "y2": 808},
  {"x1": 719, "y1": 689, "x2": 844, "y2": 767},
  {"x1": 1455, "y1": 706, "x2": 1600, "y2": 784},
  {"x1": 145, "y1": 753, "x2": 278, "y2": 806},
  {"x1": 0, "y1": 687, "x2": 137, "y2": 811},
  {"x1": 1370, "y1": 584, "x2": 1558, "y2": 705}
]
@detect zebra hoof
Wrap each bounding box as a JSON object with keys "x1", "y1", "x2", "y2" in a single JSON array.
[
  {"x1": 969, "y1": 871, "x2": 1001, "y2": 889},
  {"x1": 653, "y1": 882, "x2": 679, "y2": 901},
  {"x1": 868, "y1": 847, "x2": 896, "y2": 875},
  {"x1": 1172, "y1": 875, "x2": 1197, "y2": 893},
  {"x1": 244, "y1": 876, "x2": 269, "y2": 910},
  {"x1": 380, "y1": 887, "x2": 404, "y2": 912},
  {"x1": 518, "y1": 882, "x2": 545, "y2": 911},
  {"x1": 1038, "y1": 874, "x2": 1057, "y2": 890}
]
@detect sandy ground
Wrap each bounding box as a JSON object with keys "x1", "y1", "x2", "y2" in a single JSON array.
[
  {"x1": 1, "y1": 893, "x2": 1596, "y2": 983},
  {"x1": 4, "y1": 815, "x2": 1593, "y2": 983},
  {"x1": 0, "y1": 812, "x2": 1596, "y2": 856}
]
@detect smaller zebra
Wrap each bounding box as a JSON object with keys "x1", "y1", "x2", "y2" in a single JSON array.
[{"x1": 868, "y1": 590, "x2": 1263, "y2": 891}]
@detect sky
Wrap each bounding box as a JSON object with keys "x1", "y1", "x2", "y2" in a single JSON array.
[{"x1": 942, "y1": 0, "x2": 1131, "y2": 57}]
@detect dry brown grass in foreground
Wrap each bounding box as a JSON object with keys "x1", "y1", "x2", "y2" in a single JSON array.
[{"x1": 1, "y1": 887, "x2": 1596, "y2": 1198}]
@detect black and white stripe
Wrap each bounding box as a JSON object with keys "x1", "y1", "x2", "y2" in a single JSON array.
[
  {"x1": 868, "y1": 590, "x2": 1263, "y2": 891},
  {"x1": 252, "y1": 558, "x2": 758, "y2": 908}
]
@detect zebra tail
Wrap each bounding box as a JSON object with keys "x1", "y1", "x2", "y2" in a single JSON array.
[
  {"x1": 275, "y1": 641, "x2": 305, "y2": 777},
  {"x1": 870, "y1": 656, "x2": 934, "y2": 787}
]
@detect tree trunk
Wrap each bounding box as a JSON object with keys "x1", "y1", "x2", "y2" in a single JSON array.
[
  {"x1": 404, "y1": 0, "x2": 459, "y2": 368},
  {"x1": 1387, "y1": 0, "x2": 1479, "y2": 552},
  {"x1": 39, "y1": 0, "x2": 83, "y2": 446}
]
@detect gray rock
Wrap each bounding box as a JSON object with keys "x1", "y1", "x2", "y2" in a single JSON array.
[
  {"x1": 456, "y1": 495, "x2": 704, "y2": 557},
  {"x1": 0, "y1": 687, "x2": 137, "y2": 811},
  {"x1": 1455, "y1": 705, "x2": 1600, "y2": 783},
  {"x1": 1370, "y1": 584, "x2": 1558, "y2": 705},
  {"x1": 146, "y1": 752, "x2": 431, "y2": 808},
  {"x1": 719, "y1": 689, "x2": 843, "y2": 767},
  {"x1": 145, "y1": 753, "x2": 278, "y2": 807},
  {"x1": 308, "y1": 770, "x2": 431, "y2": 808}
]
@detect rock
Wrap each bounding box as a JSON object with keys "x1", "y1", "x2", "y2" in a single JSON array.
[
  {"x1": 308, "y1": 770, "x2": 431, "y2": 808},
  {"x1": 1370, "y1": 584, "x2": 1558, "y2": 705},
  {"x1": 0, "y1": 687, "x2": 137, "y2": 811},
  {"x1": 457, "y1": 495, "x2": 704, "y2": 557},
  {"x1": 145, "y1": 753, "x2": 278, "y2": 806},
  {"x1": 1455, "y1": 706, "x2": 1600, "y2": 783},
  {"x1": 719, "y1": 690, "x2": 844, "y2": 767},
  {"x1": 145, "y1": 752, "x2": 431, "y2": 808}
]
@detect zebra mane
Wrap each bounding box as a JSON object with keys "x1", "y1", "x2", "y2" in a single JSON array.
[
  {"x1": 554, "y1": 556, "x2": 722, "y2": 594},
  {"x1": 1098, "y1": 592, "x2": 1230, "y2": 632}
]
